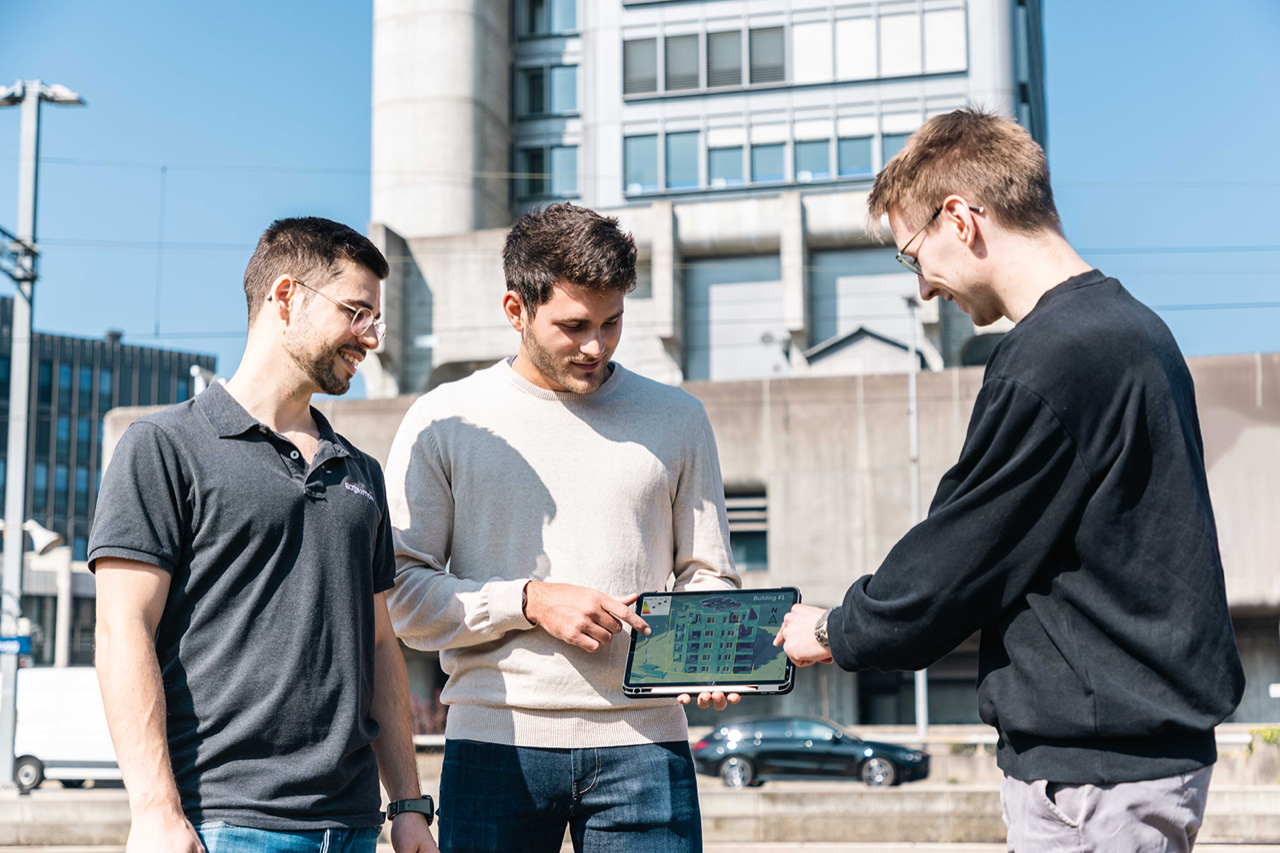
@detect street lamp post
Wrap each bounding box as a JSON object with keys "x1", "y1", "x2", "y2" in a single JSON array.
[
  {"x1": 905, "y1": 296, "x2": 928, "y2": 740},
  {"x1": 0, "y1": 79, "x2": 85, "y2": 793}
]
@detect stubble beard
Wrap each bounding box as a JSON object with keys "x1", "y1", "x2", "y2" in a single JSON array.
[
  {"x1": 521, "y1": 328, "x2": 610, "y2": 394},
  {"x1": 284, "y1": 326, "x2": 352, "y2": 396}
]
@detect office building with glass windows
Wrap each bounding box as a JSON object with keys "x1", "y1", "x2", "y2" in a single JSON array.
[
  {"x1": 367, "y1": 0, "x2": 1045, "y2": 397},
  {"x1": 0, "y1": 297, "x2": 215, "y2": 664}
]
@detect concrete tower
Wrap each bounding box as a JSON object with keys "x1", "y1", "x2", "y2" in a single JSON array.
[{"x1": 371, "y1": 0, "x2": 513, "y2": 238}]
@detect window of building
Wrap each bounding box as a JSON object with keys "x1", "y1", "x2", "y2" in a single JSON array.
[
  {"x1": 665, "y1": 132, "x2": 699, "y2": 189},
  {"x1": 58, "y1": 364, "x2": 73, "y2": 408},
  {"x1": 138, "y1": 366, "x2": 152, "y2": 406},
  {"x1": 78, "y1": 365, "x2": 92, "y2": 408},
  {"x1": 33, "y1": 461, "x2": 48, "y2": 513},
  {"x1": 75, "y1": 465, "x2": 89, "y2": 509},
  {"x1": 838, "y1": 136, "x2": 873, "y2": 177},
  {"x1": 55, "y1": 464, "x2": 69, "y2": 514},
  {"x1": 518, "y1": 146, "x2": 578, "y2": 199},
  {"x1": 37, "y1": 361, "x2": 52, "y2": 406},
  {"x1": 0, "y1": 356, "x2": 10, "y2": 401},
  {"x1": 882, "y1": 132, "x2": 912, "y2": 166},
  {"x1": 708, "y1": 146, "x2": 744, "y2": 188},
  {"x1": 56, "y1": 415, "x2": 71, "y2": 458},
  {"x1": 71, "y1": 597, "x2": 96, "y2": 665},
  {"x1": 73, "y1": 534, "x2": 88, "y2": 562},
  {"x1": 519, "y1": 68, "x2": 545, "y2": 116},
  {"x1": 518, "y1": 0, "x2": 575, "y2": 36},
  {"x1": 748, "y1": 27, "x2": 785, "y2": 84},
  {"x1": 707, "y1": 31, "x2": 742, "y2": 87},
  {"x1": 794, "y1": 139, "x2": 831, "y2": 182},
  {"x1": 98, "y1": 366, "x2": 112, "y2": 407},
  {"x1": 518, "y1": 147, "x2": 546, "y2": 198},
  {"x1": 624, "y1": 134, "x2": 659, "y2": 194},
  {"x1": 549, "y1": 66, "x2": 577, "y2": 114},
  {"x1": 519, "y1": 66, "x2": 578, "y2": 115},
  {"x1": 750, "y1": 143, "x2": 785, "y2": 183},
  {"x1": 726, "y1": 493, "x2": 768, "y2": 575},
  {"x1": 0, "y1": 459, "x2": 6, "y2": 500},
  {"x1": 550, "y1": 145, "x2": 578, "y2": 197},
  {"x1": 157, "y1": 374, "x2": 172, "y2": 405},
  {"x1": 77, "y1": 416, "x2": 91, "y2": 464},
  {"x1": 623, "y1": 38, "x2": 658, "y2": 95},
  {"x1": 35, "y1": 415, "x2": 51, "y2": 457},
  {"x1": 664, "y1": 34, "x2": 699, "y2": 91},
  {"x1": 177, "y1": 377, "x2": 190, "y2": 401}
]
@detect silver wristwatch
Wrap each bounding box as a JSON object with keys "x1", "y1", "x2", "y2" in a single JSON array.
[{"x1": 814, "y1": 608, "x2": 832, "y2": 650}]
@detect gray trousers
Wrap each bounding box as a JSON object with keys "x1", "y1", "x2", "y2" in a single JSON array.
[{"x1": 1002, "y1": 766, "x2": 1213, "y2": 852}]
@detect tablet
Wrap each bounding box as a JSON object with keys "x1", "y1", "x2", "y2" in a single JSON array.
[{"x1": 623, "y1": 588, "x2": 799, "y2": 697}]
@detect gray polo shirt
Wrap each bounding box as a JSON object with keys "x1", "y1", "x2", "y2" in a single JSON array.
[{"x1": 89, "y1": 382, "x2": 394, "y2": 830}]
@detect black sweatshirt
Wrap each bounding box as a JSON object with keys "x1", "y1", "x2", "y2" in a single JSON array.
[{"x1": 827, "y1": 270, "x2": 1245, "y2": 784}]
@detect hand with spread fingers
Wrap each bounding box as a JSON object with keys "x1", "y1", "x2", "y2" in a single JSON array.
[{"x1": 523, "y1": 581, "x2": 651, "y2": 652}]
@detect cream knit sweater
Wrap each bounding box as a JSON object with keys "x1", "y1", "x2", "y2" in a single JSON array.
[{"x1": 384, "y1": 359, "x2": 740, "y2": 748}]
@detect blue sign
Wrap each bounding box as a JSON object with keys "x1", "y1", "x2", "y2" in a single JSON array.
[{"x1": 0, "y1": 636, "x2": 31, "y2": 655}]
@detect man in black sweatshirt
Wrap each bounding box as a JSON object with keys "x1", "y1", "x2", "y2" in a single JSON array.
[{"x1": 775, "y1": 109, "x2": 1244, "y2": 851}]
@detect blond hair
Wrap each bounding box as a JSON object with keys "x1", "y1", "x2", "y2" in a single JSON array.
[{"x1": 866, "y1": 108, "x2": 1060, "y2": 240}]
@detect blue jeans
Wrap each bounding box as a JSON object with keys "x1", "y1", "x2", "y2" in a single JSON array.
[
  {"x1": 195, "y1": 821, "x2": 380, "y2": 853},
  {"x1": 439, "y1": 739, "x2": 702, "y2": 853}
]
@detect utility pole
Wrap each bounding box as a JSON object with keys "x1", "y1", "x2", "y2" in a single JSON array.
[
  {"x1": 0, "y1": 79, "x2": 85, "y2": 793},
  {"x1": 905, "y1": 296, "x2": 928, "y2": 740}
]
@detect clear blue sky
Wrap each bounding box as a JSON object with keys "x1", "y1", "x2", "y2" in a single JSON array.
[{"x1": 1, "y1": 0, "x2": 1278, "y2": 393}]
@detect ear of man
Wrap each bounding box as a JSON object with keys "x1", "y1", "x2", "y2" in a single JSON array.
[{"x1": 502, "y1": 291, "x2": 529, "y2": 332}]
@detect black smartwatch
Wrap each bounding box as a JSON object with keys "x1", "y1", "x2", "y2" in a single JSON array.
[{"x1": 387, "y1": 795, "x2": 435, "y2": 825}]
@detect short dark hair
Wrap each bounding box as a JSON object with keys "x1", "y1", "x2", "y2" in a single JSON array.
[
  {"x1": 867, "y1": 108, "x2": 1060, "y2": 239},
  {"x1": 243, "y1": 217, "x2": 390, "y2": 321},
  {"x1": 502, "y1": 203, "x2": 637, "y2": 314}
]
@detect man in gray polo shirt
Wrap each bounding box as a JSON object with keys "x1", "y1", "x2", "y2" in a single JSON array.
[{"x1": 90, "y1": 218, "x2": 437, "y2": 853}]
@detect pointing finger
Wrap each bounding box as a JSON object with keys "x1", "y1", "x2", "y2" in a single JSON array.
[{"x1": 603, "y1": 597, "x2": 651, "y2": 636}]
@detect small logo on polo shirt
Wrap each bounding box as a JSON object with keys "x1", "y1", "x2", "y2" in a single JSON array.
[{"x1": 344, "y1": 482, "x2": 377, "y2": 505}]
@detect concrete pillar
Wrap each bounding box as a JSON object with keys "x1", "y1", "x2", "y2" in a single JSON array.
[
  {"x1": 53, "y1": 551, "x2": 72, "y2": 668},
  {"x1": 372, "y1": 0, "x2": 513, "y2": 238},
  {"x1": 365, "y1": 223, "x2": 409, "y2": 398},
  {"x1": 650, "y1": 201, "x2": 684, "y2": 368},
  {"x1": 779, "y1": 191, "x2": 809, "y2": 365}
]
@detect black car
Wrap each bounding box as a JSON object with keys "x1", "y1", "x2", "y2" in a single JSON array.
[{"x1": 691, "y1": 716, "x2": 930, "y2": 788}]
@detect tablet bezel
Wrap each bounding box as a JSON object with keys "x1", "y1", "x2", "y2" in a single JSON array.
[{"x1": 622, "y1": 587, "x2": 799, "y2": 696}]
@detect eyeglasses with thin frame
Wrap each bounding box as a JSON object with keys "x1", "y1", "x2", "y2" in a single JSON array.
[
  {"x1": 292, "y1": 278, "x2": 387, "y2": 344},
  {"x1": 895, "y1": 204, "x2": 985, "y2": 276}
]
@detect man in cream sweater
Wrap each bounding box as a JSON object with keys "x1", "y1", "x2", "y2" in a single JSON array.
[{"x1": 385, "y1": 203, "x2": 741, "y2": 853}]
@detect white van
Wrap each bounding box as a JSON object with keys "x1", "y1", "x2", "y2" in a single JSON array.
[{"x1": 11, "y1": 666, "x2": 120, "y2": 792}]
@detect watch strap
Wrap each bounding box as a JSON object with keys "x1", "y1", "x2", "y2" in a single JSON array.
[
  {"x1": 387, "y1": 795, "x2": 435, "y2": 825},
  {"x1": 815, "y1": 607, "x2": 832, "y2": 651}
]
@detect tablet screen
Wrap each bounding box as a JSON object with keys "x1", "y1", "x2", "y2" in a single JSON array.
[{"x1": 625, "y1": 588, "x2": 799, "y2": 689}]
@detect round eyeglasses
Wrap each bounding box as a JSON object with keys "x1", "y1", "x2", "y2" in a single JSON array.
[{"x1": 293, "y1": 278, "x2": 387, "y2": 343}]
